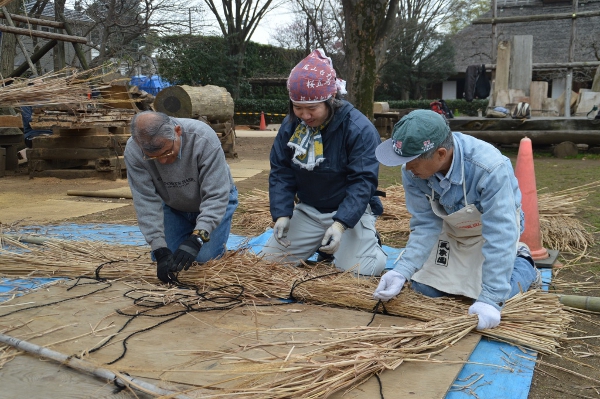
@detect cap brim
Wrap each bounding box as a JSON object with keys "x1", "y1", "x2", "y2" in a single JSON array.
[{"x1": 375, "y1": 138, "x2": 420, "y2": 166}]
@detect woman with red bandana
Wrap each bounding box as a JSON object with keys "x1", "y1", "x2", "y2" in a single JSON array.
[{"x1": 259, "y1": 49, "x2": 386, "y2": 276}]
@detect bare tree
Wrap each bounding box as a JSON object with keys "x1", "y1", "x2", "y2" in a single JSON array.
[
  {"x1": 341, "y1": 0, "x2": 399, "y2": 118},
  {"x1": 78, "y1": 0, "x2": 205, "y2": 68},
  {"x1": 203, "y1": 0, "x2": 284, "y2": 98},
  {"x1": 383, "y1": 0, "x2": 458, "y2": 100}
]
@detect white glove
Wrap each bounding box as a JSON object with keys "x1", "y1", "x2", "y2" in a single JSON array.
[
  {"x1": 319, "y1": 221, "x2": 345, "y2": 254},
  {"x1": 373, "y1": 270, "x2": 406, "y2": 301},
  {"x1": 468, "y1": 301, "x2": 501, "y2": 330},
  {"x1": 273, "y1": 217, "x2": 291, "y2": 247}
]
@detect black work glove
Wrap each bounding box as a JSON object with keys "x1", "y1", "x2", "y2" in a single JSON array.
[
  {"x1": 154, "y1": 247, "x2": 175, "y2": 284},
  {"x1": 172, "y1": 234, "x2": 203, "y2": 272}
]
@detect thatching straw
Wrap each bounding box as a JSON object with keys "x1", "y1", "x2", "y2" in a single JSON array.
[
  {"x1": 0, "y1": 0, "x2": 14, "y2": 7},
  {"x1": 232, "y1": 182, "x2": 599, "y2": 252},
  {"x1": 0, "y1": 235, "x2": 572, "y2": 354},
  {"x1": 0, "y1": 67, "x2": 115, "y2": 107},
  {"x1": 183, "y1": 316, "x2": 477, "y2": 398},
  {"x1": 231, "y1": 189, "x2": 272, "y2": 235}
]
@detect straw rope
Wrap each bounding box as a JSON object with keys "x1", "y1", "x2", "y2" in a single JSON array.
[{"x1": 0, "y1": 236, "x2": 572, "y2": 355}]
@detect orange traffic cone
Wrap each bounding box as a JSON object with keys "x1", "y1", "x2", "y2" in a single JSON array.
[
  {"x1": 514, "y1": 137, "x2": 549, "y2": 260},
  {"x1": 259, "y1": 111, "x2": 267, "y2": 131}
]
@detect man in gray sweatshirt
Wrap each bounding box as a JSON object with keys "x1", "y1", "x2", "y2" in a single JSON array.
[{"x1": 125, "y1": 111, "x2": 238, "y2": 283}]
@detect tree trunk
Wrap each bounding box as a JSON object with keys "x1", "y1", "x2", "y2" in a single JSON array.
[
  {"x1": 342, "y1": 0, "x2": 398, "y2": 120},
  {"x1": 0, "y1": 0, "x2": 19, "y2": 77}
]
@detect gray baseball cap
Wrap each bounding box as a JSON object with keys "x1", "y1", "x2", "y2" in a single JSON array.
[{"x1": 375, "y1": 110, "x2": 451, "y2": 166}]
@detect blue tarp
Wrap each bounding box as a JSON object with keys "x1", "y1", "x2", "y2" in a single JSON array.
[
  {"x1": 130, "y1": 75, "x2": 171, "y2": 96},
  {"x1": 2, "y1": 223, "x2": 552, "y2": 398}
]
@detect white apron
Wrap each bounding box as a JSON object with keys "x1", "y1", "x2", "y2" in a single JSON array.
[{"x1": 411, "y1": 176, "x2": 485, "y2": 299}]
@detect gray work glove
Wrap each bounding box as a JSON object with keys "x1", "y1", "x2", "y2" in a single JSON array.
[
  {"x1": 468, "y1": 301, "x2": 501, "y2": 330},
  {"x1": 373, "y1": 270, "x2": 406, "y2": 301},
  {"x1": 273, "y1": 217, "x2": 291, "y2": 247}
]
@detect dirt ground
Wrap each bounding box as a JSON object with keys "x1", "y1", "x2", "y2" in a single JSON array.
[{"x1": 1, "y1": 134, "x2": 599, "y2": 398}]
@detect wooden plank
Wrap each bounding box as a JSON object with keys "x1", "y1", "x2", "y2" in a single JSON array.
[
  {"x1": 493, "y1": 40, "x2": 511, "y2": 106},
  {"x1": 448, "y1": 116, "x2": 600, "y2": 131},
  {"x1": 30, "y1": 169, "x2": 122, "y2": 180},
  {"x1": 29, "y1": 148, "x2": 113, "y2": 160},
  {"x1": 529, "y1": 81, "x2": 548, "y2": 116},
  {"x1": 95, "y1": 156, "x2": 126, "y2": 172},
  {"x1": 28, "y1": 159, "x2": 89, "y2": 172},
  {"x1": 509, "y1": 36, "x2": 533, "y2": 96},
  {"x1": 31, "y1": 134, "x2": 129, "y2": 149},
  {"x1": 52, "y1": 127, "x2": 110, "y2": 136},
  {"x1": 99, "y1": 85, "x2": 137, "y2": 110},
  {"x1": 0, "y1": 115, "x2": 23, "y2": 128}
]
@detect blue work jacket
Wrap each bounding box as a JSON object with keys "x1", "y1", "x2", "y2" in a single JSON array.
[
  {"x1": 394, "y1": 132, "x2": 524, "y2": 309},
  {"x1": 269, "y1": 100, "x2": 382, "y2": 228}
]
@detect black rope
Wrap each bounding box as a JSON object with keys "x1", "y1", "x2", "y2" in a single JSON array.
[
  {"x1": 0, "y1": 277, "x2": 112, "y2": 318},
  {"x1": 288, "y1": 270, "x2": 343, "y2": 301},
  {"x1": 374, "y1": 373, "x2": 385, "y2": 399},
  {"x1": 367, "y1": 300, "x2": 389, "y2": 327}
]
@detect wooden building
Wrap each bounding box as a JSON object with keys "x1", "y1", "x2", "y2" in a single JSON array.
[{"x1": 436, "y1": 0, "x2": 600, "y2": 100}]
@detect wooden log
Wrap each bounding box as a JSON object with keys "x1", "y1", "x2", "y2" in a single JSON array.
[
  {"x1": 0, "y1": 11, "x2": 65, "y2": 28},
  {"x1": 154, "y1": 85, "x2": 234, "y2": 122},
  {"x1": 373, "y1": 102, "x2": 390, "y2": 113},
  {"x1": 460, "y1": 130, "x2": 600, "y2": 146},
  {"x1": 473, "y1": 9, "x2": 600, "y2": 24},
  {"x1": 0, "y1": 24, "x2": 87, "y2": 44},
  {"x1": 448, "y1": 117, "x2": 600, "y2": 131},
  {"x1": 29, "y1": 148, "x2": 113, "y2": 160}
]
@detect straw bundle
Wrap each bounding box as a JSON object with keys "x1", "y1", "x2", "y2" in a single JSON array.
[
  {"x1": 537, "y1": 181, "x2": 600, "y2": 253},
  {"x1": 0, "y1": 67, "x2": 112, "y2": 107},
  {"x1": 187, "y1": 315, "x2": 476, "y2": 398},
  {"x1": 231, "y1": 189, "x2": 273, "y2": 235},
  {"x1": 0, "y1": 0, "x2": 14, "y2": 6},
  {"x1": 0, "y1": 235, "x2": 572, "y2": 354}
]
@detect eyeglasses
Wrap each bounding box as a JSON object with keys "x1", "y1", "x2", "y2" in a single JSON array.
[{"x1": 142, "y1": 138, "x2": 176, "y2": 161}]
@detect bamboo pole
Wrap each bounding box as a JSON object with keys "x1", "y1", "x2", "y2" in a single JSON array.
[{"x1": 0, "y1": 332, "x2": 192, "y2": 399}]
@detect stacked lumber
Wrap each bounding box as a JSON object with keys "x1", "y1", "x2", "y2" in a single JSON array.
[
  {"x1": 199, "y1": 117, "x2": 236, "y2": 158},
  {"x1": 27, "y1": 106, "x2": 134, "y2": 180}
]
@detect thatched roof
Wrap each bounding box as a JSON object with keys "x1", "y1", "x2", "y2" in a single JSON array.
[{"x1": 451, "y1": 0, "x2": 600, "y2": 73}]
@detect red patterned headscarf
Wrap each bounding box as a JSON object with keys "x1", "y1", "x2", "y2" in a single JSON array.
[{"x1": 287, "y1": 49, "x2": 347, "y2": 103}]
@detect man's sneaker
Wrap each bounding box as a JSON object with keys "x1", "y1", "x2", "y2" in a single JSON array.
[
  {"x1": 530, "y1": 267, "x2": 543, "y2": 290},
  {"x1": 517, "y1": 242, "x2": 535, "y2": 267}
]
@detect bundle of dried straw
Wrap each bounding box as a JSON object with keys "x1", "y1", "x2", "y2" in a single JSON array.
[
  {"x1": 0, "y1": 235, "x2": 572, "y2": 355},
  {"x1": 0, "y1": 67, "x2": 112, "y2": 107},
  {"x1": 232, "y1": 181, "x2": 598, "y2": 252},
  {"x1": 185, "y1": 315, "x2": 477, "y2": 398}
]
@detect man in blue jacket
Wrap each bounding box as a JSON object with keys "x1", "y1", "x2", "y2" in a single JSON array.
[
  {"x1": 259, "y1": 49, "x2": 386, "y2": 276},
  {"x1": 373, "y1": 110, "x2": 541, "y2": 330}
]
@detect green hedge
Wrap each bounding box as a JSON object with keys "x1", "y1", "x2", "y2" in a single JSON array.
[{"x1": 233, "y1": 98, "x2": 490, "y2": 125}]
